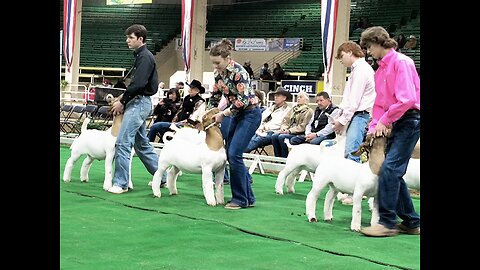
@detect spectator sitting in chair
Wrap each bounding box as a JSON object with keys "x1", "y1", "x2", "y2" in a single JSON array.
[
  {"x1": 289, "y1": 91, "x2": 340, "y2": 145},
  {"x1": 154, "y1": 88, "x2": 182, "y2": 122},
  {"x1": 147, "y1": 80, "x2": 205, "y2": 143},
  {"x1": 244, "y1": 87, "x2": 292, "y2": 154},
  {"x1": 271, "y1": 91, "x2": 314, "y2": 158}
]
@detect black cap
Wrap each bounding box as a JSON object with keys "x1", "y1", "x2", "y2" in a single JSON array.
[
  {"x1": 186, "y1": 79, "x2": 205, "y2": 94},
  {"x1": 272, "y1": 86, "x2": 292, "y2": 99}
]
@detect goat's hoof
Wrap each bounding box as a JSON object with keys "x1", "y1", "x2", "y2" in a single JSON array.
[
  {"x1": 207, "y1": 201, "x2": 216, "y2": 206},
  {"x1": 351, "y1": 227, "x2": 361, "y2": 232},
  {"x1": 216, "y1": 200, "x2": 225, "y2": 205},
  {"x1": 287, "y1": 188, "x2": 295, "y2": 193},
  {"x1": 63, "y1": 179, "x2": 71, "y2": 183},
  {"x1": 153, "y1": 192, "x2": 161, "y2": 198},
  {"x1": 309, "y1": 217, "x2": 318, "y2": 223},
  {"x1": 169, "y1": 192, "x2": 178, "y2": 196},
  {"x1": 81, "y1": 179, "x2": 89, "y2": 183},
  {"x1": 324, "y1": 218, "x2": 333, "y2": 223},
  {"x1": 103, "y1": 185, "x2": 112, "y2": 191},
  {"x1": 275, "y1": 190, "x2": 284, "y2": 195}
]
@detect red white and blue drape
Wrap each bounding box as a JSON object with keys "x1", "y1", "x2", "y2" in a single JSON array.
[
  {"x1": 321, "y1": 0, "x2": 338, "y2": 85},
  {"x1": 63, "y1": 0, "x2": 77, "y2": 72},
  {"x1": 182, "y1": 0, "x2": 194, "y2": 73}
]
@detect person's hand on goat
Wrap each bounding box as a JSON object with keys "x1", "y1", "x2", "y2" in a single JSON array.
[
  {"x1": 373, "y1": 121, "x2": 392, "y2": 137},
  {"x1": 111, "y1": 101, "x2": 124, "y2": 115},
  {"x1": 213, "y1": 112, "x2": 225, "y2": 123},
  {"x1": 332, "y1": 120, "x2": 344, "y2": 134}
]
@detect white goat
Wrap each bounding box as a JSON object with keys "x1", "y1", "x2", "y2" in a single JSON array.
[
  {"x1": 275, "y1": 113, "x2": 348, "y2": 195},
  {"x1": 150, "y1": 107, "x2": 227, "y2": 206},
  {"x1": 63, "y1": 114, "x2": 133, "y2": 191},
  {"x1": 305, "y1": 133, "x2": 388, "y2": 232}
]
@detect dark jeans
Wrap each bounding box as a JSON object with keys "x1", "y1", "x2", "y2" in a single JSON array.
[
  {"x1": 244, "y1": 131, "x2": 274, "y2": 153},
  {"x1": 147, "y1": 121, "x2": 174, "y2": 142},
  {"x1": 271, "y1": 133, "x2": 296, "y2": 158},
  {"x1": 224, "y1": 107, "x2": 262, "y2": 207},
  {"x1": 378, "y1": 109, "x2": 420, "y2": 229}
]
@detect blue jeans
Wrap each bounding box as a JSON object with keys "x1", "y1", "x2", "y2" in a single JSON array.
[
  {"x1": 224, "y1": 107, "x2": 261, "y2": 207},
  {"x1": 289, "y1": 133, "x2": 334, "y2": 145},
  {"x1": 244, "y1": 131, "x2": 274, "y2": 153},
  {"x1": 271, "y1": 133, "x2": 296, "y2": 157},
  {"x1": 113, "y1": 96, "x2": 159, "y2": 189},
  {"x1": 378, "y1": 110, "x2": 420, "y2": 229},
  {"x1": 147, "y1": 121, "x2": 174, "y2": 142},
  {"x1": 344, "y1": 113, "x2": 370, "y2": 162}
]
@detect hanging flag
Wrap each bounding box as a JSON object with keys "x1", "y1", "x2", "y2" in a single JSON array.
[
  {"x1": 321, "y1": 0, "x2": 338, "y2": 87},
  {"x1": 63, "y1": 0, "x2": 77, "y2": 72},
  {"x1": 182, "y1": 0, "x2": 194, "y2": 73}
]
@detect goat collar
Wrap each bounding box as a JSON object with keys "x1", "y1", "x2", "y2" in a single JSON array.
[{"x1": 204, "y1": 121, "x2": 219, "y2": 131}]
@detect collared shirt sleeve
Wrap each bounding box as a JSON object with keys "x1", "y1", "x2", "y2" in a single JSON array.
[
  {"x1": 378, "y1": 59, "x2": 418, "y2": 127},
  {"x1": 317, "y1": 107, "x2": 340, "y2": 137},
  {"x1": 338, "y1": 60, "x2": 375, "y2": 126},
  {"x1": 121, "y1": 51, "x2": 155, "y2": 105}
]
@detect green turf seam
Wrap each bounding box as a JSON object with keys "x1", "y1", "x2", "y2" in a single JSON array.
[{"x1": 64, "y1": 189, "x2": 413, "y2": 270}]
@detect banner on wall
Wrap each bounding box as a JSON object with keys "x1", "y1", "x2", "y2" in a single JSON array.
[
  {"x1": 281, "y1": 80, "x2": 318, "y2": 95},
  {"x1": 235, "y1": 38, "x2": 267, "y2": 51},
  {"x1": 107, "y1": 0, "x2": 152, "y2": 5}
]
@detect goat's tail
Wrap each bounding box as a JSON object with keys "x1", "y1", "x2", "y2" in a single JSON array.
[
  {"x1": 284, "y1": 138, "x2": 294, "y2": 149},
  {"x1": 81, "y1": 117, "x2": 91, "y2": 133}
]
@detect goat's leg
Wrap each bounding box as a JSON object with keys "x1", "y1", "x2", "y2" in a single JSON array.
[
  {"x1": 369, "y1": 197, "x2": 380, "y2": 226},
  {"x1": 201, "y1": 166, "x2": 216, "y2": 206},
  {"x1": 63, "y1": 152, "x2": 81, "y2": 182},
  {"x1": 213, "y1": 165, "x2": 225, "y2": 205},
  {"x1": 286, "y1": 168, "x2": 302, "y2": 194},
  {"x1": 152, "y1": 162, "x2": 168, "y2": 198},
  {"x1": 323, "y1": 186, "x2": 338, "y2": 222},
  {"x1": 80, "y1": 155, "x2": 94, "y2": 182},
  {"x1": 275, "y1": 165, "x2": 297, "y2": 194},
  {"x1": 350, "y1": 190, "x2": 365, "y2": 232},
  {"x1": 167, "y1": 166, "x2": 180, "y2": 195},
  {"x1": 127, "y1": 149, "x2": 134, "y2": 190},
  {"x1": 368, "y1": 197, "x2": 374, "y2": 212},
  {"x1": 305, "y1": 176, "x2": 328, "y2": 222},
  {"x1": 102, "y1": 153, "x2": 115, "y2": 191}
]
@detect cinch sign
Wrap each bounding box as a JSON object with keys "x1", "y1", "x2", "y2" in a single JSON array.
[{"x1": 281, "y1": 80, "x2": 317, "y2": 95}]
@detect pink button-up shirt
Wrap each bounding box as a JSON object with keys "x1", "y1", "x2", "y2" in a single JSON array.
[{"x1": 368, "y1": 48, "x2": 420, "y2": 133}]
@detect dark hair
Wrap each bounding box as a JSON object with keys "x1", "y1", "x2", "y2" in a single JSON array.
[
  {"x1": 209, "y1": 38, "x2": 234, "y2": 58},
  {"x1": 124, "y1": 24, "x2": 147, "y2": 43},
  {"x1": 360, "y1": 26, "x2": 397, "y2": 49},
  {"x1": 335, "y1": 41, "x2": 365, "y2": 59},
  {"x1": 167, "y1": 88, "x2": 181, "y2": 102},
  {"x1": 317, "y1": 91, "x2": 330, "y2": 99}
]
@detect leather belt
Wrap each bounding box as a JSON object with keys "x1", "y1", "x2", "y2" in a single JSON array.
[{"x1": 353, "y1": 110, "x2": 369, "y2": 116}]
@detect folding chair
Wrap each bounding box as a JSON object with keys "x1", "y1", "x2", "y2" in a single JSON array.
[
  {"x1": 84, "y1": 104, "x2": 98, "y2": 118},
  {"x1": 90, "y1": 105, "x2": 112, "y2": 130},
  {"x1": 59, "y1": 104, "x2": 74, "y2": 132},
  {"x1": 253, "y1": 146, "x2": 269, "y2": 156},
  {"x1": 61, "y1": 105, "x2": 86, "y2": 133}
]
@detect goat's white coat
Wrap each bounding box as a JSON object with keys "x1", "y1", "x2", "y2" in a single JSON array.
[
  {"x1": 305, "y1": 151, "x2": 380, "y2": 232},
  {"x1": 63, "y1": 118, "x2": 133, "y2": 191},
  {"x1": 151, "y1": 124, "x2": 227, "y2": 206}
]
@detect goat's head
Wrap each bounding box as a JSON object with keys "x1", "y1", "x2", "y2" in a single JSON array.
[
  {"x1": 351, "y1": 127, "x2": 392, "y2": 174},
  {"x1": 108, "y1": 94, "x2": 124, "y2": 137}
]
